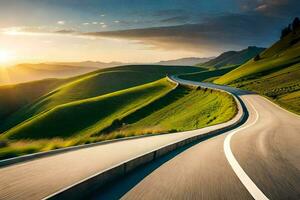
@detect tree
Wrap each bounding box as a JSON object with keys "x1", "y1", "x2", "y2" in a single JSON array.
[
  {"x1": 281, "y1": 24, "x2": 292, "y2": 39},
  {"x1": 292, "y1": 17, "x2": 300, "y2": 32},
  {"x1": 254, "y1": 54, "x2": 260, "y2": 61}
]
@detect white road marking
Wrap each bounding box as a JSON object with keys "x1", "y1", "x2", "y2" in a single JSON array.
[{"x1": 224, "y1": 99, "x2": 269, "y2": 200}]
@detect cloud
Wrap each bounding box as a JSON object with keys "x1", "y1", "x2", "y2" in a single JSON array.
[
  {"x1": 54, "y1": 29, "x2": 76, "y2": 34},
  {"x1": 239, "y1": 0, "x2": 300, "y2": 17},
  {"x1": 160, "y1": 15, "x2": 190, "y2": 24},
  {"x1": 80, "y1": 13, "x2": 280, "y2": 53},
  {"x1": 7, "y1": 11, "x2": 277, "y2": 54},
  {"x1": 57, "y1": 20, "x2": 65, "y2": 25},
  {"x1": 255, "y1": 4, "x2": 268, "y2": 11}
]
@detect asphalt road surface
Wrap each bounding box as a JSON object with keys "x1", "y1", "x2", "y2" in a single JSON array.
[{"x1": 121, "y1": 77, "x2": 300, "y2": 200}]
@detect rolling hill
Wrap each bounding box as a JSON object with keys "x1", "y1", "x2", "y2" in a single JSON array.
[
  {"x1": 48, "y1": 61, "x2": 125, "y2": 68},
  {"x1": 0, "y1": 78, "x2": 67, "y2": 122},
  {"x1": 0, "y1": 63, "x2": 99, "y2": 85},
  {"x1": 0, "y1": 65, "x2": 202, "y2": 134},
  {"x1": 216, "y1": 18, "x2": 300, "y2": 114},
  {"x1": 0, "y1": 64, "x2": 237, "y2": 159},
  {"x1": 197, "y1": 46, "x2": 265, "y2": 69},
  {"x1": 0, "y1": 78, "x2": 236, "y2": 159}
]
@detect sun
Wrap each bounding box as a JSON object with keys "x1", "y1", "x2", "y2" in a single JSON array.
[{"x1": 0, "y1": 50, "x2": 14, "y2": 65}]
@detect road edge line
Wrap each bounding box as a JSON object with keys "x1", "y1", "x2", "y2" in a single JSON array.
[{"x1": 223, "y1": 100, "x2": 269, "y2": 200}]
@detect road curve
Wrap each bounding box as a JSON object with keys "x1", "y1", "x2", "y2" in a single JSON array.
[
  {"x1": 121, "y1": 76, "x2": 300, "y2": 200},
  {"x1": 0, "y1": 79, "x2": 243, "y2": 200}
]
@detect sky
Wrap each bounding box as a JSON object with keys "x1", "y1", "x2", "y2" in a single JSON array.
[{"x1": 0, "y1": 0, "x2": 299, "y2": 65}]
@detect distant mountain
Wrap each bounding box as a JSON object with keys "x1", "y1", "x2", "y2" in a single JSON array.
[
  {"x1": 49, "y1": 61, "x2": 125, "y2": 68},
  {"x1": 0, "y1": 63, "x2": 98, "y2": 85},
  {"x1": 198, "y1": 46, "x2": 266, "y2": 69},
  {"x1": 156, "y1": 57, "x2": 213, "y2": 66}
]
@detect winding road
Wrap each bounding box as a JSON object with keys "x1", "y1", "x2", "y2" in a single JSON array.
[
  {"x1": 0, "y1": 76, "x2": 299, "y2": 200},
  {"x1": 121, "y1": 77, "x2": 300, "y2": 200}
]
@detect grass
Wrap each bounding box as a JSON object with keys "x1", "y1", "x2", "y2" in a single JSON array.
[
  {"x1": 2, "y1": 78, "x2": 175, "y2": 140},
  {"x1": 216, "y1": 30, "x2": 300, "y2": 85},
  {"x1": 0, "y1": 65, "x2": 201, "y2": 133},
  {"x1": 0, "y1": 78, "x2": 67, "y2": 121},
  {"x1": 215, "y1": 29, "x2": 300, "y2": 114},
  {"x1": 0, "y1": 77, "x2": 237, "y2": 160},
  {"x1": 111, "y1": 86, "x2": 237, "y2": 136}
]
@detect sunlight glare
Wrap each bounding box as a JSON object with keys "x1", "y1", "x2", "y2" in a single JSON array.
[{"x1": 0, "y1": 50, "x2": 14, "y2": 65}]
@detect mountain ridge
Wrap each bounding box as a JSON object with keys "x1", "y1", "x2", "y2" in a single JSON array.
[{"x1": 198, "y1": 46, "x2": 266, "y2": 69}]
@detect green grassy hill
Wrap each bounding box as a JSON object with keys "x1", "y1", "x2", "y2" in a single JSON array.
[
  {"x1": 0, "y1": 76, "x2": 236, "y2": 159},
  {"x1": 0, "y1": 78, "x2": 67, "y2": 121},
  {"x1": 0, "y1": 63, "x2": 239, "y2": 159},
  {"x1": 198, "y1": 46, "x2": 265, "y2": 69},
  {"x1": 0, "y1": 65, "x2": 201, "y2": 133},
  {"x1": 113, "y1": 86, "x2": 236, "y2": 136},
  {"x1": 3, "y1": 79, "x2": 175, "y2": 140},
  {"x1": 215, "y1": 18, "x2": 300, "y2": 114}
]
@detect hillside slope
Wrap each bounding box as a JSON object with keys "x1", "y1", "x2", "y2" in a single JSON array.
[
  {"x1": 0, "y1": 77, "x2": 236, "y2": 159},
  {"x1": 198, "y1": 46, "x2": 265, "y2": 69},
  {"x1": 216, "y1": 18, "x2": 300, "y2": 114},
  {"x1": 0, "y1": 79, "x2": 67, "y2": 121},
  {"x1": 2, "y1": 79, "x2": 175, "y2": 140},
  {"x1": 0, "y1": 65, "x2": 201, "y2": 133}
]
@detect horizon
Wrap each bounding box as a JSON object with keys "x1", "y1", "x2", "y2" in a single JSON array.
[{"x1": 0, "y1": 0, "x2": 299, "y2": 66}]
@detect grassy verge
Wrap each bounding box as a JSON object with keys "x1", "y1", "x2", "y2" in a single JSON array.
[{"x1": 0, "y1": 79, "x2": 237, "y2": 160}]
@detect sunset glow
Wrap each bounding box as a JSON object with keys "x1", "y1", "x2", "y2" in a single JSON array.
[
  {"x1": 0, "y1": 0, "x2": 297, "y2": 64},
  {"x1": 0, "y1": 50, "x2": 14, "y2": 65}
]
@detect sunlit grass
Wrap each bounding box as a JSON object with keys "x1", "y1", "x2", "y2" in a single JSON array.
[{"x1": 0, "y1": 80, "x2": 237, "y2": 160}]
